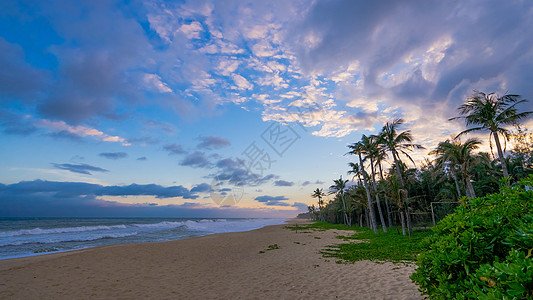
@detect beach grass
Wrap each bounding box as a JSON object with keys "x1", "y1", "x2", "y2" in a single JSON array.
[{"x1": 288, "y1": 221, "x2": 432, "y2": 263}]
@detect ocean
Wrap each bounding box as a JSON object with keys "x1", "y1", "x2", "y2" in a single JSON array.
[{"x1": 0, "y1": 217, "x2": 287, "y2": 260}]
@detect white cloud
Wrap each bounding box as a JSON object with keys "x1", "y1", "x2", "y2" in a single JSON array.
[
  {"x1": 39, "y1": 120, "x2": 130, "y2": 146},
  {"x1": 143, "y1": 73, "x2": 173, "y2": 93},
  {"x1": 179, "y1": 21, "x2": 204, "y2": 39},
  {"x1": 232, "y1": 74, "x2": 253, "y2": 90}
]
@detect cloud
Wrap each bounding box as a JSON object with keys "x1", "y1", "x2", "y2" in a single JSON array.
[
  {"x1": 98, "y1": 183, "x2": 197, "y2": 199},
  {"x1": 291, "y1": 202, "x2": 309, "y2": 211},
  {"x1": 163, "y1": 143, "x2": 186, "y2": 155},
  {"x1": 274, "y1": 180, "x2": 294, "y2": 187},
  {"x1": 38, "y1": 119, "x2": 129, "y2": 145},
  {"x1": 52, "y1": 163, "x2": 109, "y2": 175},
  {"x1": 0, "y1": 38, "x2": 47, "y2": 101},
  {"x1": 137, "y1": 156, "x2": 147, "y2": 161},
  {"x1": 214, "y1": 157, "x2": 279, "y2": 187},
  {"x1": 0, "y1": 110, "x2": 37, "y2": 135},
  {"x1": 0, "y1": 180, "x2": 299, "y2": 218},
  {"x1": 197, "y1": 136, "x2": 231, "y2": 150},
  {"x1": 99, "y1": 152, "x2": 127, "y2": 160},
  {"x1": 190, "y1": 183, "x2": 212, "y2": 193},
  {"x1": 143, "y1": 73, "x2": 172, "y2": 93},
  {"x1": 282, "y1": 0, "x2": 533, "y2": 141},
  {"x1": 254, "y1": 195, "x2": 290, "y2": 206},
  {"x1": 180, "y1": 151, "x2": 210, "y2": 168}
]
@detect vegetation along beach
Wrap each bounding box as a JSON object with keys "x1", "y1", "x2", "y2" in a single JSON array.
[{"x1": 1, "y1": 0, "x2": 533, "y2": 299}]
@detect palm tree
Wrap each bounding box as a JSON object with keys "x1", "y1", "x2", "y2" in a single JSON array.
[
  {"x1": 361, "y1": 134, "x2": 387, "y2": 232},
  {"x1": 450, "y1": 91, "x2": 532, "y2": 180},
  {"x1": 380, "y1": 119, "x2": 424, "y2": 235},
  {"x1": 329, "y1": 176, "x2": 350, "y2": 226},
  {"x1": 347, "y1": 162, "x2": 363, "y2": 186},
  {"x1": 311, "y1": 188, "x2": 326, "y2": 221},
  {"x1": 372, "y1": 135, "x2": 393, "y2": 227},
  {"x1": 347, "y1": 142, "x2": 378, "y2": 233},
  {"x1": 430, "y1": 137, "x2": 482, "y2": 198}
]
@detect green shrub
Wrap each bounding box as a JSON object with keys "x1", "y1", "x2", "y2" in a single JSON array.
[{"x1": 411, "y1": 175, "x2": 533, "y2": 299}]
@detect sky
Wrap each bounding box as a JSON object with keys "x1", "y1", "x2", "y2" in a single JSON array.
[{"x1": 1, "y1": 0, "x2": 533, "y2": 218}]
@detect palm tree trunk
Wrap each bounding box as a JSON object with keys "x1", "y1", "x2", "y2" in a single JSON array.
[
  {"x1": 493, "y1": 131, "x2": 510, "y2": 179},
  {"x1": 399, "y1": 210, "x2": 406, "y2": 236},
  {"x1": 359, "y1": 206, "x2": 364, "y2": 227},
  {"x1": 339, "y1": 193, "x2": 349, "y2": 226},
  {"x1": 465, "y1": 174, "x2": 476, "y2": 199},
  {"x1": 378, "y1": 162, "x2": 393, "y2": 227},
  {"x1": 358, "y1": 152, "x2": 378, "y2": 233},
  {"x1": 370, "y1": 158, "x2": 387, "y2": 232},
  {"x1": 392, "y1": 150, "x2": 412, "y2": 235},
  {"x1": 451, "y1": 170, "x2": 462, "y2": 198}
]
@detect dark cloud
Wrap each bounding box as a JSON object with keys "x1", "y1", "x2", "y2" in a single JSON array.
[
  {"x1": 302, "y1": 180, "x2": 326, "y2": 186},
  {"x1": 180, "y1": 151, "x2": 210, "y2": 168},
  {"x1": 52, "y1": 163, "x2": 109, "y2": 175},
  {"x1": 274, "y1": 180, "x2": 294, "y2": 187},
  {"x1": 1, "y1": 180, "x2": 197, "y2": 199},
  {"x1": 23, "y1": 0, "x2": 154, "y2": 124},
  {"x1": 0, "y1": 180, "x2": 298, "y2": 217},
  {"x1": 214, "y1": 157, "x2": 278, "y2": 186},
  {"x1": 190, "y1": 183, "x2": 212, "y2": 193},
  {"x1": 254, "y1": 195, "x2": 290, "y2": 206},
  {"x1": 0, "y1": 109, "x2": 37, "y2": 135},
  {"x1": 0, "y1": 180, "x2": 295, "y2": 218},
  {"x1": 163, "y1": 143, "x2": 186, "y2": 155},
  {"x1": 99, "y1": 152, "x2": 128, "y2": 160},
  {"x1": 291, "y1": 202, "x2": 309, "y2": 211},
  {"x1": 0, "y1": 38, "x2": 48, "y2": 101},
  {"x1": 98, "y1": 183, "x2": 197, "y2": 199},
  {"x1": 197, "y1": 136, "x2": 231, "y2": 150},
  {"x1": 289, "y1": 0, "x2": 533, "y2": 110},
  {"x1": 137, "y1": 156, "x2": 147, "y2": 161}
]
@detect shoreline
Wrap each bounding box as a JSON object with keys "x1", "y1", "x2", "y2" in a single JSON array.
[
  {"x1": 0, "y1": 217, "x2": 288, "y2": 261},
  {"x1": 0, "y1": 219, "x2": 422, "y2": 299}
]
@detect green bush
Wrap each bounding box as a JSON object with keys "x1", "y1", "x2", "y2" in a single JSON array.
[{"x1": 411, "y1": 175, "x2": 533, "y2": 299}]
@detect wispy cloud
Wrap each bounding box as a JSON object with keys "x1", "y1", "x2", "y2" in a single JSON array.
[
  {"x1": 52, "y1": 163, "x2": 109, "y2": 175},
  {"x1": 274, "y1": 180, "x2": 294, "y2": 187},
  {"x1": 163, "y1": 143, "x2": 186, "y2": 155},
  {"x1": 99, "y1": 152, "x2": 128, "y2": 160},
  {"x1": 254, "y1": 195, "x2": 290, "y2": 206},
  {"x1": 39, "y1": 120, "x2": 130, "y2": 145},
  {"x1": 197, "y1": 136, "x2": 231, "y2": 150}
]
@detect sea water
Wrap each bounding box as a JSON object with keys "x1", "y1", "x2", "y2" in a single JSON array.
[{"x1": 0, "y1": 218, "x2": 287, "y2": 259}]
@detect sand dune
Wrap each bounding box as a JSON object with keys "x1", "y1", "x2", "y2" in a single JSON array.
[{"x1": 0, "y1": 219, "x2": 423, "y2": 299}]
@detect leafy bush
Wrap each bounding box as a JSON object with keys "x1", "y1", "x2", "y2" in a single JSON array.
[{"x1": 411, "y1": 175, "x2": 533, "y2": 299}]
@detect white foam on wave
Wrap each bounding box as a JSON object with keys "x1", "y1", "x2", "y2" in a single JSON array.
[
  {"x1": 0, "y1": 224, "x2": 128, "y2": 237},
  {"x1": 0, "y1": 231, "x2": 139, "y2": 247}
]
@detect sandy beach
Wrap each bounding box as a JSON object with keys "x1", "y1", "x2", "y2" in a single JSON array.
[{"x1": 0, "y1": 219, "x2": 422, "y2": 299}]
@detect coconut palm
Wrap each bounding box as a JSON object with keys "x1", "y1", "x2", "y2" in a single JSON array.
[
  {"x1": 311, "y1": 188, "x2": 326, "y2": 221},
  {"x1": 347, "y1": 162, "x2": 363, "y2": 186},
  {"x1": 380, "y1": 119, "x2": 424, "y2": 235},
  {"x1": 347, "y1": 142, "x2": 378, "y2": 233},
  {"x1": 329, "y1": 176, "x2": 350, "y2": 226},
  {"x1": 450, "y1": 91, "x2": 532, "y2": 180},
  {"x1": 430, "y1": 137, "x2": 482, "y2": 198},
  {"x1": 361, "y1": 134, "x2": 387, "y2": 232}
]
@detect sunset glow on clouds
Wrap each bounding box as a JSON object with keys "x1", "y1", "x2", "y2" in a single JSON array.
[{"x1": 1, "y1": 0, "x2": 533, "y2": 217}]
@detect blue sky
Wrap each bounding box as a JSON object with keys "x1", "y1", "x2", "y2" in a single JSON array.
[{"x1": 1, "y1": 0, "x2": 533, "y2": 217}]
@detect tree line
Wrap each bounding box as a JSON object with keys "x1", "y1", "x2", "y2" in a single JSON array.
[{"x1": 308, "y1": 91, "x2": 533, "y2": 235}]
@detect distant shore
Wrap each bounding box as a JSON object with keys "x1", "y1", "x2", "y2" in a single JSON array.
[{"x1": 0, "y1": 219, "x2": 422, "y2": 299}]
